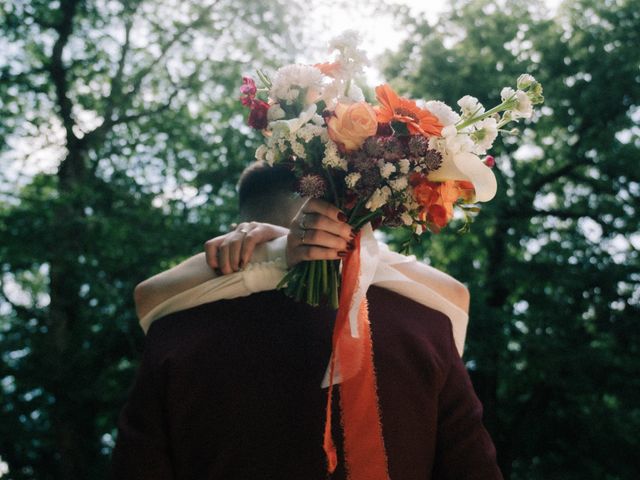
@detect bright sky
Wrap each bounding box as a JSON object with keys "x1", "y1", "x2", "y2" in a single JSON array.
[{"x1": 304, "y1": 0, "x2": 562, "y2": 82}]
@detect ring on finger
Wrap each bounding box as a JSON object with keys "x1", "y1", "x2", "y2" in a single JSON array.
[
  {"x1": 299, "y1": 213, "x2": 308, "y2": 230},
  {"x1": 239, "y1": 227, "x2": 250, "y2": 234},
  {"x1": 299, "y1": 227, "x2": 306, "y2": 244}
]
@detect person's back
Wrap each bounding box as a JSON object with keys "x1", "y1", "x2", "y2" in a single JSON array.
[{"x1": 111, "y1": 286, "x2": 502, "y2": 479}]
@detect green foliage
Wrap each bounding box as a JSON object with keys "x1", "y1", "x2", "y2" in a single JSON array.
[
  {"x1": 383, "y1": 0, "x2": 640, "y2": 478},
  {"x1": 0, "y1": 0, "x2": 304, "y2": 477}
]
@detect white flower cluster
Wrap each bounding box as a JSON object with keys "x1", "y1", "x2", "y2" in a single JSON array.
[
  {"x1": 500, "y1": 87, "x2": 533, "y2": 119},
  {"x1": 328, "y1": 30, "x2": 369, "y2": 78},
  {"x1": 269, "y1": 64, "x2": 325, "y2": 104},
  {"x1": 365, "y1": 186, "x2": 392, "y2": 211},
  {"x1": 322, "y1": 140, "x2": 348, "y2": 170}
]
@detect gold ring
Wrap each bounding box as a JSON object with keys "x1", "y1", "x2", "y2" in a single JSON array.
[
  {"x1": 299, "y1": 228, "x2": 306, "y2": 244},
  {"x1": 299, "y1": 214, "x2": 307, "y2": 230},
  {"x1": 239, "y1": 228, "x2": 250, "y2": 234}
]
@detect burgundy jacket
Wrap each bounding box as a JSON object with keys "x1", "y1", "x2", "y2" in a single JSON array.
[{"x1": 110, "y1": 286, "x2": 503, "y2": 479}]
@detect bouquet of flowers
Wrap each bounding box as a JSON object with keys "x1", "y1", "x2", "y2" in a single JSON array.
[{"x1": 240, "y1": 31, "x2": 543, "y2": 309}]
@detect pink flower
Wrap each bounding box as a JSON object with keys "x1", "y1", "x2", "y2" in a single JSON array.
[{"x1": 240, "y1": 77, "x2": 257, "y2": 106}]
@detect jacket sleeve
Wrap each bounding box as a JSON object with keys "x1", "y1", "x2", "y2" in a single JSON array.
[
  {"x1": 432, "y1": 327, "x2": 504, "y2": 480},
  {"x1": 109, "y1": 331, "x2": 174, "y2": 480}
]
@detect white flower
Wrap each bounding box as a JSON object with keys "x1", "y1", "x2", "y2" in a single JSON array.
[
  {"x1": 345, "y1": 172, "x2": 361, "y2": 188},
  {"x1": 472, "y1": 117, "x2": 498, "y2": 154},
  {"x1": 255, "y1": 144, "x2": 267, "y2": 162},
  {"x1": 290, "y1": 140, "x2": 306, "y2": 159},
  {"x1": 378, "y1": 160, "x2": 395, "y2": 179},
  {"x1": 328, "y1": 30, "x2": 369, "y2": 78},
  {"x1": 269, "y1": 104, "x2": 317, "y2": 136},
  {"x1": 365, "y1": 186, "x2": 392, "y2": 211},
  {"x1": 389, "y1": 176, "x2": 408, "y2": 192},
  {"x1": 296, "y1": 124, "x2": 324, "y2": 143},
  {"x1": 517, "y1": 74, "x2": 536, "y2": 89},
  {"x1": 514, "y1": 90, "x2": 533, "y2": 118},
  {"x1": 270, "y1": 64, "x2": 325, "y2": 104},
  {"x1": 322, "y1": 140, "x2": 348, "y2": 170},
  {"x1": 458, "y1": 95, "x2": 484, "y2": 117},
  {"x1": 265, "y1": 149, "x2": 276, "y2": 166},
  {"x1": 401, "y1": 212, "x2": 413, "y2": 226},
  {"x1": 423, "y1": 100, "x2": 461, "y2": 126},
  {"x1": 415, "y1": 224, "x2": 424, "y2": 235},
  {"x1": 398, "y1": 158, "x2": 410, "y2": 174},
  {"x1": 500, "y1": 87, "x2": 516, "y2": 102},
  {"x1": 267, "y1": 104, "x2": 285, "y2": 121}
]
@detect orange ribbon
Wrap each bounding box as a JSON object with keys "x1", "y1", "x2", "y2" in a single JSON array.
[{"x1": 323, "y1": 232, "x2": 390, "y2": 479}]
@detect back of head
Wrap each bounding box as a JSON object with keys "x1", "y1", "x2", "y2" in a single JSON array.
[{"x1": 237, "y1": 161, "x2": 304, "y2": 226}]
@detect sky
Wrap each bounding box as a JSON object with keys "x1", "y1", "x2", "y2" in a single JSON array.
[{"x1": 305, "y1": 0, "x2": 563, "y2": 82}]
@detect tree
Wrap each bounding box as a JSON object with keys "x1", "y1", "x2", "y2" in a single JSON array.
[
  {"x1": 0, "y1": 0, "x2": 304, "y2": 478},
  {"x1": 383, "y1": 0, "x2": 639, "y2": 478}
]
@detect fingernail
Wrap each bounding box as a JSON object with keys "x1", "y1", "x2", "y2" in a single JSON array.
[
  {"x1": 350, "y1": 229, "x2": 356, "y2": 238},
  {"x1": 338, "y1": 251, "x2": 348, "y2": 257},
  {"x1": 337, "y1": 212, "x2": 347, "y2": 222},
  {"x1": 214, "y1": 268, "x2": 222, "y2": 275},
  {"x1": 347, "y1": 242, "x2": 355, "y2": 251}
]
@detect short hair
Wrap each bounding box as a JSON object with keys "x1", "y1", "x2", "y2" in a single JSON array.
[{"x1": 237, "y1": 161, "x2": 300, "y2": 225}]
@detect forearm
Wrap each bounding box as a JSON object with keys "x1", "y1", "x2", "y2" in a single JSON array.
[{"x1": 134, "y1": 253, "x2": 217, "y2": 321}]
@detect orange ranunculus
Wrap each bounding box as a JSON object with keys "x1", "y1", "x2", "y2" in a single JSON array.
[
  {"x1": 327, "y1": 101, "x2": 378, "y2": 152},
  {"x1": 375, "y1": 84, "x2": 443, "y2": 137},
  {"x1": 413, "y1": 179, "x2": 463, "y2": 228},
  {"x1": 314, "y1": 61, "x2": 341, "y2": 77}
]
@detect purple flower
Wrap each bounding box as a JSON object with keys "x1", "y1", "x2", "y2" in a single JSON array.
[{"x1": 298, "y1": 174, "x2": 327, "y2": 198}]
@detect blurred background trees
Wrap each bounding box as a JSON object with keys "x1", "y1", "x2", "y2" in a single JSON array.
[{"x1": 0, "y1": 0, "x2": 638, "y2": 478}]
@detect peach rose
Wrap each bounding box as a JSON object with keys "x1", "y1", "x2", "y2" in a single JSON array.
[{"x1": 327, "y1": 102, "x2": 378, "y2": 152}]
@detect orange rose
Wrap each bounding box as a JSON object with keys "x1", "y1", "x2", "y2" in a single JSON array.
[{"x1": 327, "y1": 102, "x2": 378, "y2": 152}]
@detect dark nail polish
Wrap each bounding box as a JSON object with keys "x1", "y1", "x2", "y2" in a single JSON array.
[
  {"x1": 337, "y1": 212, "x2": 347, "y2": 222},
  {"x1": 239, "y1": 260, "x2": 244, "y2": 269},
  {"x1": 347, "y1": 241, "x2": 354, "y2": 250},
  {"x1": 338, "y1": 251, "x2": 348, "y2": 257},
  {"x1": 350, "y1": 229, "x2": 356, "y2": 238},
  {"x1": 214, "y1": 268, "x2": 222, "y2": 276}
]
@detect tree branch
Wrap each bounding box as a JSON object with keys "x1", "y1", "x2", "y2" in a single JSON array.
[{"x1": 48, "y1": 0, "x2": 81, "y2": 146}]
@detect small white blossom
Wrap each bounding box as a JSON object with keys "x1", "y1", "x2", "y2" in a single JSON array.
[
  {"x1": 472, "y1": 117, "x2": 498, "y2": 154},
  {"x1": 255, "y1": 144, "x2": 267, "y2": 162},
  {"x1": 423, "y1": 100, "x2": 461, "y2": 126},
  {"x1": 398, "y1": 158, "x2": 410, "y2": 174},
  {"x1": 401, "y1": 212, "x2": 413, "y2": 226},
  {"x1": 517, "y1": 74, "x2": 536, "y2": 89},
  {"x1": 290, "y1": 140, "x2": 306, "y2": 159},
  {"x1": 322, "y1": 141, "x2": 348, "y2": 170},
  {"x1": 345, "y1": 172, "x2": 361, "y2": 188},
  {"x1": 514, "y1": 90, "x2": 533, "y2": 118},
  {"x1": 500, "y1": 87, "x2": 516, "y2": 102},
  {"x1": 365, "y1": 186, "x2": 392, "y2": 211},
  {"x1": 458, "y1": 95, "x2": 484, "y2": 117},
  {"x1": 378, "y1": 160, "x2": 396, "y2": 179},
  {"x1": 267, "y1": 104, "x2": 285, "y2": 121},
  {"x1": 297, "y1": 124, "x2": 323, "y2": 143},
  {"x1": 389, "y1": 176, "x2": 408, "y2": 192},
  {"x1": 265, "y1": 149, "x2": 276, "y2": 166},
  {"x1": 415, "y1": 224, "x2": 424, "y2": 235}
]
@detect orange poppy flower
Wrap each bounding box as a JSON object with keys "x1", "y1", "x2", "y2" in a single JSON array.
[
  {"x1": 413, "y1": 179, "x2": 463, "y2": 228},
  {"x1": 375, "y1": 84, "x2": 443, "y2": 137}
]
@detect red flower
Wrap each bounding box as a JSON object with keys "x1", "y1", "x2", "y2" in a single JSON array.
[{"x1": 248, "y1": 99, "x2": 269, "y2": 130}]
